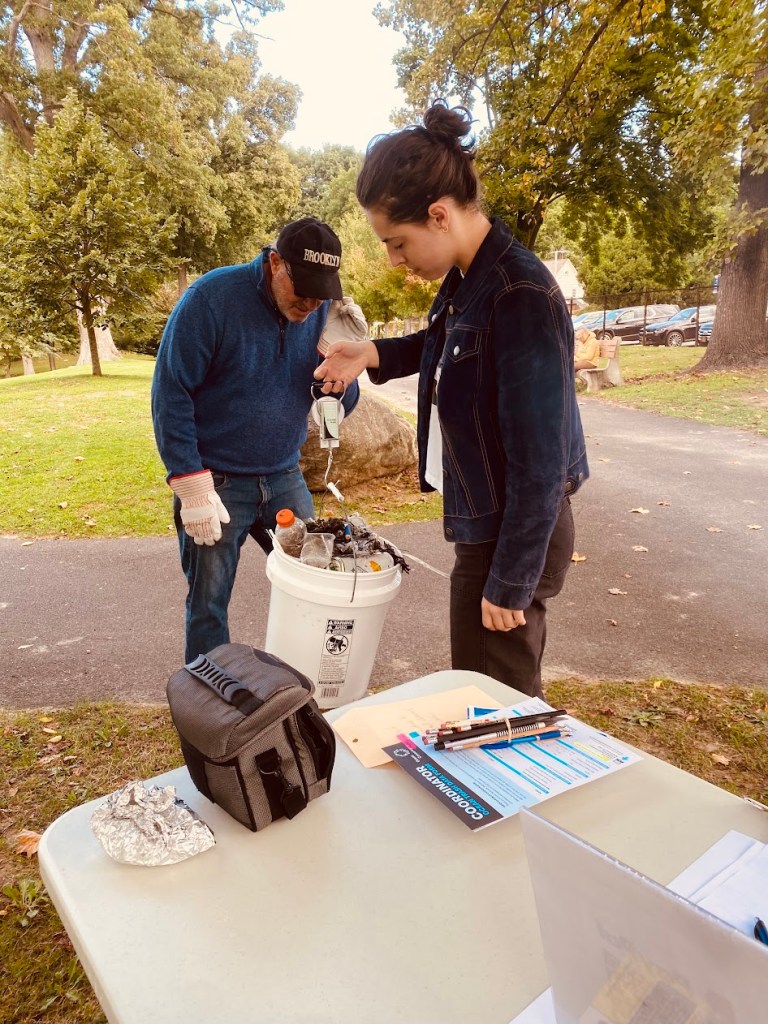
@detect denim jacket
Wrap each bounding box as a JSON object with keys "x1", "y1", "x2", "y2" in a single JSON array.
[{"x1": 371, "y1": 218, "x2": 589, "y2": 610}]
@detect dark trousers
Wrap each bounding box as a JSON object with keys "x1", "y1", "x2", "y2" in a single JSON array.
[{"x1": 449, "y1": 499, "x2": 574, "y2": 698}]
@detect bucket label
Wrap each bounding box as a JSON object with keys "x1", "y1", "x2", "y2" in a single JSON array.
[{"x1": 318, "y1": 619, "x2": 354, "y2": 700}]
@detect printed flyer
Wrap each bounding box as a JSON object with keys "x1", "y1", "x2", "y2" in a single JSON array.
[{"x1": 382, "y1": 698, "x2": 641, "y2": 831}]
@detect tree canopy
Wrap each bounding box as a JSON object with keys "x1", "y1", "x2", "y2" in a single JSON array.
[
  {"x1": 0, "y1": 95, "x2": 174, "y2": 375},
  {"x1": 377, "y1": 0, "x2": 767, "y2": 368},
  {"x1": 0, "y1": 0, "x2": 301, "y2": 282}
]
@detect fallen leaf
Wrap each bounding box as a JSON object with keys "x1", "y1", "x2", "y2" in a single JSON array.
[
  {"x1": 630, "y1": 507, "x2": 650, "y2": 514},
  {"x1": 657, "y1": 500, "x2": 670, "y2": 506},
  {"x1": 21, "y1": 540, "x2": 34, "y2": 547},
  {"x1": 47, "y1": 735, "x2": 63, "y2": 744},
  {"x1": 57, "y1": 501, "x2": 68, "y2": 509},
  {"x1": 372, "y1": 506, "x2": 387, "y2": 514},
  {"x1": 38, "y1": 716, "x2": 54, "y2": 723},
  {"x1": 74, "y1": 456, "x2": 84, "y2": 462},
  {"x1": 709, "y1": 753, "x2": 730, "y2": 766},
  {"x1": 747, "y1": 524, "x2": 762, "y2": 530},
  {"x1": 683, "y1": 471, "x2": 692, "y2": 475},
  {"x1": 652, "y1": 680, "x2": 663, "y2": 689},
  {"x1": 623, "y1": 573, "x2": 632, "y2": 578},
  {"x1": 632, "y1": 545, "x2": 649, "y2": 552},
  {"x1": 598, "y1": 457, "x2": 610, "y2": 462},
  {"x1": 571, "y1": 552, "x2": 587, "y2": 562},
  {"x1": 16, "y1": 830, "x2": 41, "y2": 858},
  {"x1": 607, "y1": 619, "x2": 618, "y2": 626},
  {"x1": 608, "y1": 588, "x2": 628, "y2": 596},
  {"x1": 41, "y1": 727, "x2": 58, "y2": 735},
  {"x1": 706, "y1": 527, "x2": 722, "y2": 533}
]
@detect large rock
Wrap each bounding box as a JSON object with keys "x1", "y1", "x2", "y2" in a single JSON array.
[{"x1": 300, "y1": 392, "x2": 417, "y2": 492}]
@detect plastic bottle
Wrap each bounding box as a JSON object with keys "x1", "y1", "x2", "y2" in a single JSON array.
[{"x1": 274, "y1": 508, "x2": 307, "y2": 559}]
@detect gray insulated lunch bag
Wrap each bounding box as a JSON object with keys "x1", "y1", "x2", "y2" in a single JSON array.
[{"x1": 166, "y1": 643, "x2": 336, "y2": 831}]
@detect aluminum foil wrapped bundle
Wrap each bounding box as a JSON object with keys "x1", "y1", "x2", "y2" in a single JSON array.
[{"x1": 90, "y1": 780, "x2": 215, "y2": 866}]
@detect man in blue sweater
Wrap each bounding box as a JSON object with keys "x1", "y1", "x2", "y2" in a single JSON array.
[{"x1": 152, "y1": 218, "x2": 362, "y2": 662}]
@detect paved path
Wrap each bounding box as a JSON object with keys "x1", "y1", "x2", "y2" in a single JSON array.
[{"x1": 2, "y1": 399, "x2": 766, "y2": 708}]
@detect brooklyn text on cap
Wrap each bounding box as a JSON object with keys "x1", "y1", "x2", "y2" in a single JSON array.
[{"x1": 276, "y1": 218, "x2": 343, "y2": 300}]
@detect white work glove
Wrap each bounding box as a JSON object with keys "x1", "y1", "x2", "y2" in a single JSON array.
[
  {"x1": 318, "y1": 296, "x2": 368, "y2": 355},
  {"x1": 169, "y1": 470, "x2": 230, "y2": 546}
]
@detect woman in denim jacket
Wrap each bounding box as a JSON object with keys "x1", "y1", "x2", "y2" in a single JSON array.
[{"x1": 315, "y1": 102, "x2": 589, "y2": 697}]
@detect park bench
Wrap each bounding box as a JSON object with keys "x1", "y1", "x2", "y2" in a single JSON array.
[{"x1": 576, "y1": 337, "x2": 623, "y2": 393}]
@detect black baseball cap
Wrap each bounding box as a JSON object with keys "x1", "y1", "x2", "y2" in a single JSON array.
[{"x1": 276, "y1": 218, "x2": 343, "y2": 300}]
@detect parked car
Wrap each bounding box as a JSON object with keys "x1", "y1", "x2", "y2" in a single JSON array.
[
  {"x1": 696, "y1": 319, "x2": 714, "y2": 346},
  {"x1": 572, "y1": 310, "x2": 606, "y2": 330},
  {"x1": 591, "y1": 304, "x2": 682, "y2": 344},
  {"x1": 639, "y1": 305, "x2": 717, "y2": 347}
]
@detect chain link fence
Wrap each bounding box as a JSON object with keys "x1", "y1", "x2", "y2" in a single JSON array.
[
  {"x1": 570, "y1": 286, "x2": 717, "y2": 319},
  {"x1": 368, "y1": 286, "x2": 718, "y2": 343}
]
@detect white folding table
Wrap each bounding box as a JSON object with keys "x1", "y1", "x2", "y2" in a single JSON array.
[{"x1": 39, "y1": 670, "x2": 768, "y2": 1024}]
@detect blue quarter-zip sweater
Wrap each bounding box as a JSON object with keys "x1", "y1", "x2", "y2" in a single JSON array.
[{"x1": 151, "y1": 250, "x2": 359, "y2": 479}]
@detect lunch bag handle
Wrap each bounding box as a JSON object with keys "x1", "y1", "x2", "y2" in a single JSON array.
[{"x1": 184, "y1": 654, "x2": 263, "y2": 716}]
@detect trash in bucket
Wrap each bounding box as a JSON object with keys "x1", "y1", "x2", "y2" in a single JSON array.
[{"x1": 264, "y1": 515, "x2": 408, "y2": 710}]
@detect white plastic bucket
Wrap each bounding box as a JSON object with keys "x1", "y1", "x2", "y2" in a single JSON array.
[{"x1": 264, "y1": 541, "x2": 402, "y2": 710}]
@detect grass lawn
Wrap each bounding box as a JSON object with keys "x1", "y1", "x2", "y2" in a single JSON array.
[
  {"x1": 594, "y1": 344, "x2": 768, "y2": 435},
  {"x1": 1, "y1": 359, "x2": 172, "y2": 538},
  {"x1": 2, "y1": 350, "x2": 767, "y2": 1022}
]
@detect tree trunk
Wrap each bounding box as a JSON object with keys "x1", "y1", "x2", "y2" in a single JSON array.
[
  {"x1": 21, "y1": 353, "x2": 35, "y2": 375},
  {"x1": 697, "y1": 66, "x2": 768, "y2": 371},
  {"x1": 178, "y1": 264, "x2": 189, "y2": 298},
  {"x1": 76, "y1": 309, "x2": 121, "y2": 366},
  {"x1": 48, "y1": 351, "x2": 56, "y2": 371},
  {"x1": 80, "y1": 296, "x2": 103, "y2": 377},
  {"x1": 517, "y1": 205, "x2": 544, "y2": 250}
]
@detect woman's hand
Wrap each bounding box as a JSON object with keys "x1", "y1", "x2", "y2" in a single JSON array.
[
  {"x1": 481, "y1": 598, "x2": 526, "y2": 631},
  {"x1": 314, "y1": 340, "x2": 379, "y2": 394}
]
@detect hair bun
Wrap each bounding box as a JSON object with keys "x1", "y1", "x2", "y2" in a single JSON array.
[{"x1": 423, "y1": 100, "x2": 475, "y2": 154}]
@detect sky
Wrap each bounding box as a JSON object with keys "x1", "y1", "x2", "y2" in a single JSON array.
[{"x1": 256, "y1": 1, "x2": 409, "y2": 152}]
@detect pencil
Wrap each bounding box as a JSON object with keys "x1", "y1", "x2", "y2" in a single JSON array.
[
  {"x1": 423, "y1": 710, "x2": 567, "y2": 745},
  {"x1": 434, "y1": 708, "x2": 568, "y2": 732},
  {"x1": 433, "y1": 722, "x2": 565, "y2": 750},
  {"x1": 441, "y1": 729, "x2": 568, "y2": 753}
]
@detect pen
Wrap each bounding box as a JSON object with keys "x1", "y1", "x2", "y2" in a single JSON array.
[
  {"x1": 432, "y1": 721, "x2": 562, "y2": 750},
  {"x1": 423, "y1": 710, "x2": 567, "y2": 744},
  {"x1": 432, "y1": 708, "x2": 567, "y2": 733},
  {"x1": 440, "y1": 729, "x2": 568, "y2": 753},
  {"x1": 754, "y1": 917, "x2": 768, "y2": 946}
]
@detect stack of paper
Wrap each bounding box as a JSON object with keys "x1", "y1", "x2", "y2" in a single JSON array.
[
  {"x1": 382, "y1": 696, "x2": 641, "y2": 831},
  {"x1": 668, "y1": 829, "x2": 768, "y2": 940}
]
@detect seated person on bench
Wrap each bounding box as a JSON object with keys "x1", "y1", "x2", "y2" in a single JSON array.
[{"x1": 574, "y1": 327, "x2": 600, "y2": 370}]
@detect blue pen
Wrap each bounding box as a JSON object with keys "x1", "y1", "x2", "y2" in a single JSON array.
[
  {"x1": 481, "y1": 729, "x2": 564, "y2": 751},
  {"x1": 754, "y1": 917, "x2": 768, "y2": 946},
  {"x1": 444, "y1": 729, "x2": 565, "y2": 752}
]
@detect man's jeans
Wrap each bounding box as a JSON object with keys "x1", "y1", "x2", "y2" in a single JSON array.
[
  {"x1": 449, "y1": 498, "x2": 575, "y2": 698},
  {"x1": 174, "y1": 466, "x2": 314, "y2": 663}
]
